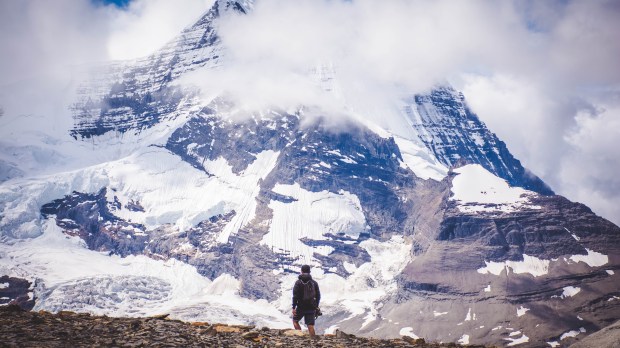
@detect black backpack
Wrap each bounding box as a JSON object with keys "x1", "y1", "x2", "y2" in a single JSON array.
[{"x1": 301, "y1": 280, "x2": 317, "y2": 308}]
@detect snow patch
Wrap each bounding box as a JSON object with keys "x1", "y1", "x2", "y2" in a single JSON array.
[
  {"x1": 477, "y1": 254, "x2": 550, "y2": 277},
  {"x1": 433, "y1": 311, "x2": 448, "y2": 317},
  {"x1": 464, "y1": 308, "x2": 474, "y2": 321},
  {"x1": 0, "y1": 282, "x2": 8, "y2": 289},
  {"x1": 261, "y1": 183, "x2": 368, "y2": 262},
  {"x1": 504, "y1": 334, "x2": 529, "y2": 346},
  {"x1": 516, "y1": 306, "x2": 529, "y2": 317},
  {"x1": 560, "y1": 286, "x2": 581, "y2": 299},
  {"x1": 275, "y1": 236, "x2": 412, "y2": 330},
  {"x1": 564, "y1": 227, "x2": 581, "y2": 241},
  {"x1": 199, "y1": 150, "x2": 280, "y2": 243},
  {"x1": 457, "y1": 334, "x2": 470, "y2": 345},
  {"x1": 606, "y1": 270, "x2": 614, "y2": 275},
  {"x1": 343, "y1": 262, "x2": 357, "y2": 274},
  {"x1": 399, "y1": 327, "x2": 419, "y2": 339},
  {"x1": 559, "y1": 327, "x2": 586, "y2": 340},
  {"x1": 0, "y1": 220, "x2": 290, "y2": 327},
  {"x1": 483, "y1": 284, "x2": 491, "y2": 292},
  {"x1": 569, "y1": 249, "x2": 608, "y2": 267},
  {"x1": 451, "y1": 164, "x2": 539, "y2": 213},
  {"x1": 324, "y1": 325, "x2": 339, "y2": 335},
  {"x1": 0, "y1": 148, "x2": 279, "y2": 241},
  {"x1": 393, "y1": 136, "x2": 447, "y2": 181}
]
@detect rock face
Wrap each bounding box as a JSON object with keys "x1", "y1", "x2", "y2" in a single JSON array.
[
  {"x1": 0, "y1": 276, "x2": 35, "y2": 310},
  {"x1": 570, "y1": 320, "x2": 620, "y2": 348},
  {"x1": 406, "y1": 89, "x2": 553, "y2": 195},
  {"x1": 69, "y1": 0, "x2": 244, "y2": 139},
  {"x1": 0, "y1": 306, "x2": 483, "y2": 348},
  {"x1": 1, "y1": 0, "x2": 619, "y2": 347}
]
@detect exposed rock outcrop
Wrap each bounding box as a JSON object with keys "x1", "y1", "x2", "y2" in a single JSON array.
[{"x1": 0, "y1": 306, "x2": 484, "y2": 348}]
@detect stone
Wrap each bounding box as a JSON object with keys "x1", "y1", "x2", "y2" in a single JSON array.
[
  {"x1": 402, "y1": 336, "x2": 426, "y2": 345},
  {"x1": 282, "y1": 329, "x2": 306, "y2": 337},
  {"x1": 213, "y1": 325, "x2": 242, "y2": 333},
  {"x1": 190, "y1": 321, "x2": 209, "y2": 327},
  {"x1": 0, "y1": 305, "x2": 493, "y2": 348},
  {"x1": 334, "y1": 329, "x2": 353, "y2": 339},
  {"x1": 149, "y1": 313, "x2": 169, "y2": 320},
  {"x1": 241, "y1": 331, "x2": 260, "y2": 339}
]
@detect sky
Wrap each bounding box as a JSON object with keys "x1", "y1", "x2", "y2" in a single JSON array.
[{"x1": 0, "y1": 0, "x2": 619, "y2": 225}]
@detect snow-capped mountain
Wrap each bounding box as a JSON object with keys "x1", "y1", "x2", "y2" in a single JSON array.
[{"x1": 1, "y1": 1, "x2": 618, "y2": 347}]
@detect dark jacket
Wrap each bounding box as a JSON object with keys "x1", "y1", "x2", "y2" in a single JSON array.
[{"x1": 292, "y1": 273, "x2": 321, "y2": 311}]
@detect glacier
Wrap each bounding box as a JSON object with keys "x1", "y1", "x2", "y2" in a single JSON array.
[{"x1": 1, "y1": 0, "x2": 619, "y2": 347}]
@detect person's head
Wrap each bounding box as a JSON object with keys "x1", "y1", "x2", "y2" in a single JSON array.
[{"x1": 301, "y1": 264, "x2": 311, "y2": 274}]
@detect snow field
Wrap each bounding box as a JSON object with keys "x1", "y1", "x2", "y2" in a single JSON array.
[
  {"x1": 451, "y1": 164, "x2": 539, "y2": 213},
  {"x1": 393, "y1": 136, "x2": 448, "y2": 181},
  {"x1": 261, "y1": 183, "x2": 368, "y2": 262},
  {"x1": 516, "y1": 306, "x2": 530, "y2": 317},
  {"x1": 559, "y1": 286, "x2": 581, "y2": 299},
  {"x1": 1, "y1": 147, "x2": 278, "y2": 242},
  {"x1": 107, "y1": 148, "x2": 279, "y2": 236},
  {"x1": 478, "y1": 248, "x2": 609, "y2": 279},
  {"x1": 477, "y1": 254, "x2": 550, "y2": 277},
  {"x1": 400, "y1": 327, "x2": 420, "y2": 339},
  {"x1": 559, "y1": 327, "x2": 586, "y2": 341},
  {"x1": 275, "y1": 236, "x2": 412, "y2": 329},
  {"x1": 504, "y1": 333, "x2": 529, "y2": 346},
  {"x1": 0, "y1": 166, "x2": 110, "y2": 239},
  {"x1": 0, "y1": 100, "x2": 202, "y2": 240},
  {"x1": 457, "y1": 334, "x2": 470, "y2": 345},
  {"x1": 0, "y1": 219, "x2": 290, "y2": 326},
  {"x1": 569, "y1": 248, "x2": 608, "y2": 267}
]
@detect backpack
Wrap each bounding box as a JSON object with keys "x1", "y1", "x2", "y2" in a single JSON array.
[{"x1": 301, "y1": 280, "x2": 317, "y2": 308}]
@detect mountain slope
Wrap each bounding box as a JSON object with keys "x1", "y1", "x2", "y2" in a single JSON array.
[{"x1": 0, "y1": 1, "x2": 618, "y2": 347}]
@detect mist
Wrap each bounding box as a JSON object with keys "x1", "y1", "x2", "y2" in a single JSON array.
[
  {"x1": 1, "y1": 0, "x2": 619, "y2": 225},
  {"x1": 201, "y1": 0, "x2": 620, "y2": 224}
]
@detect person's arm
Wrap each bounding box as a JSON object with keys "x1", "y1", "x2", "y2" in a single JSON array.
[
  {"x1": 315, "y1": 281, "x2": 321, "y2": 307},
  {"x1": 292, "y1": 281, "x2": 300, "y2": 310}
]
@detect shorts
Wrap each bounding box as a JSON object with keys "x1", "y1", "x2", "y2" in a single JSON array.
[{"x1": 293, "y1": 309, "x2": 316, "y2": 326}]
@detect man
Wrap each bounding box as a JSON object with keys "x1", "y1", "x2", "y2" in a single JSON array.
[{"x1": 292, "y1": 264, "x2": 321, "y2": 338}]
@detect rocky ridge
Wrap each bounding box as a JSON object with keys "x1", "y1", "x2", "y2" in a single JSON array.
[{"x1": 0, "y1": 305, "x2": 486, "y2": 348}]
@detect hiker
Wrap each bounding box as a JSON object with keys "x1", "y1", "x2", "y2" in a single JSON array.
[{"x1": 292, "y1": 264, "x2": 321, "y2": 337}]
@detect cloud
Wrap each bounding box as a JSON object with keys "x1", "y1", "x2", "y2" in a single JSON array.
[
  {"x1": 107, "y1": 0, "x2": 215, "y2": 60},
  {"x1": 182, "y1": 0, "x2": 537, "y2": 128},
  {"x1": 1, "y1": 0, "x2": 619, "y2": 224},
  {"x1": 0, "y1": 0, "x2": 110, "y2": 137},
  {"x1": 456, "y1": 0, "x2": 620, "y2": 224},
  {"x1": 181, "y1": 0, "x2": 620, "y2": 224},
  {"x1": 0, "y1": 0, "x2": 213, "y2": 135}
]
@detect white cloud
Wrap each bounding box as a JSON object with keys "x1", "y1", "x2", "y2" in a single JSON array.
[
  {"x1": 204, "y1": 0, "x2": 620, "y2": 225},
  {"x1": 0, "y1": 0, "x2": 619, "y2": 225},
  {"x1": 559, "y1": 103, "x2": 620, "y2": 223},
  {"x1": 460, "y1": 74, "x2": 620, "y2": 225},
  {"x1": 0, "y1": 0, "x2": 213, "y2": 135},
  {"x1": 211, "y1": 0, "x2": 534, "y2": 99},
  {"x1": 107, "y1": 0, "x2": 215, "y2": 60}
]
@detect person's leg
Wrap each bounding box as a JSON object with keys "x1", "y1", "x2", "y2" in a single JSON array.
[
  {"x1": 304, "y1": 313, "x2": 316, "y2": 338},
  {"x1": 293, "y1": 309, "x2": 303, "y2": 330},
  {"x1": 308, "y1": 325, "x2": 316, "y2": 337}
]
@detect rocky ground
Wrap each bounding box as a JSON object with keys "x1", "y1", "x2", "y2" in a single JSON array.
[{"x1": 0, "y1": 305, "x2": 487, "y2": 348}]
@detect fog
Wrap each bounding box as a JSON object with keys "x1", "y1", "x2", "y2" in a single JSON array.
[{"x1": 1, "y1": 0, "x2": 619, "y2": 225}]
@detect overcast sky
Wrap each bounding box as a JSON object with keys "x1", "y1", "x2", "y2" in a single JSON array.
[{"x1": 0, "y1": 0, "x2": 619, "y2": 225}]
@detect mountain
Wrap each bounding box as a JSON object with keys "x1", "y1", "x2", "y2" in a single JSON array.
[{"x1": 1, "y1": 1, "x2": 619, "y2": 347}]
